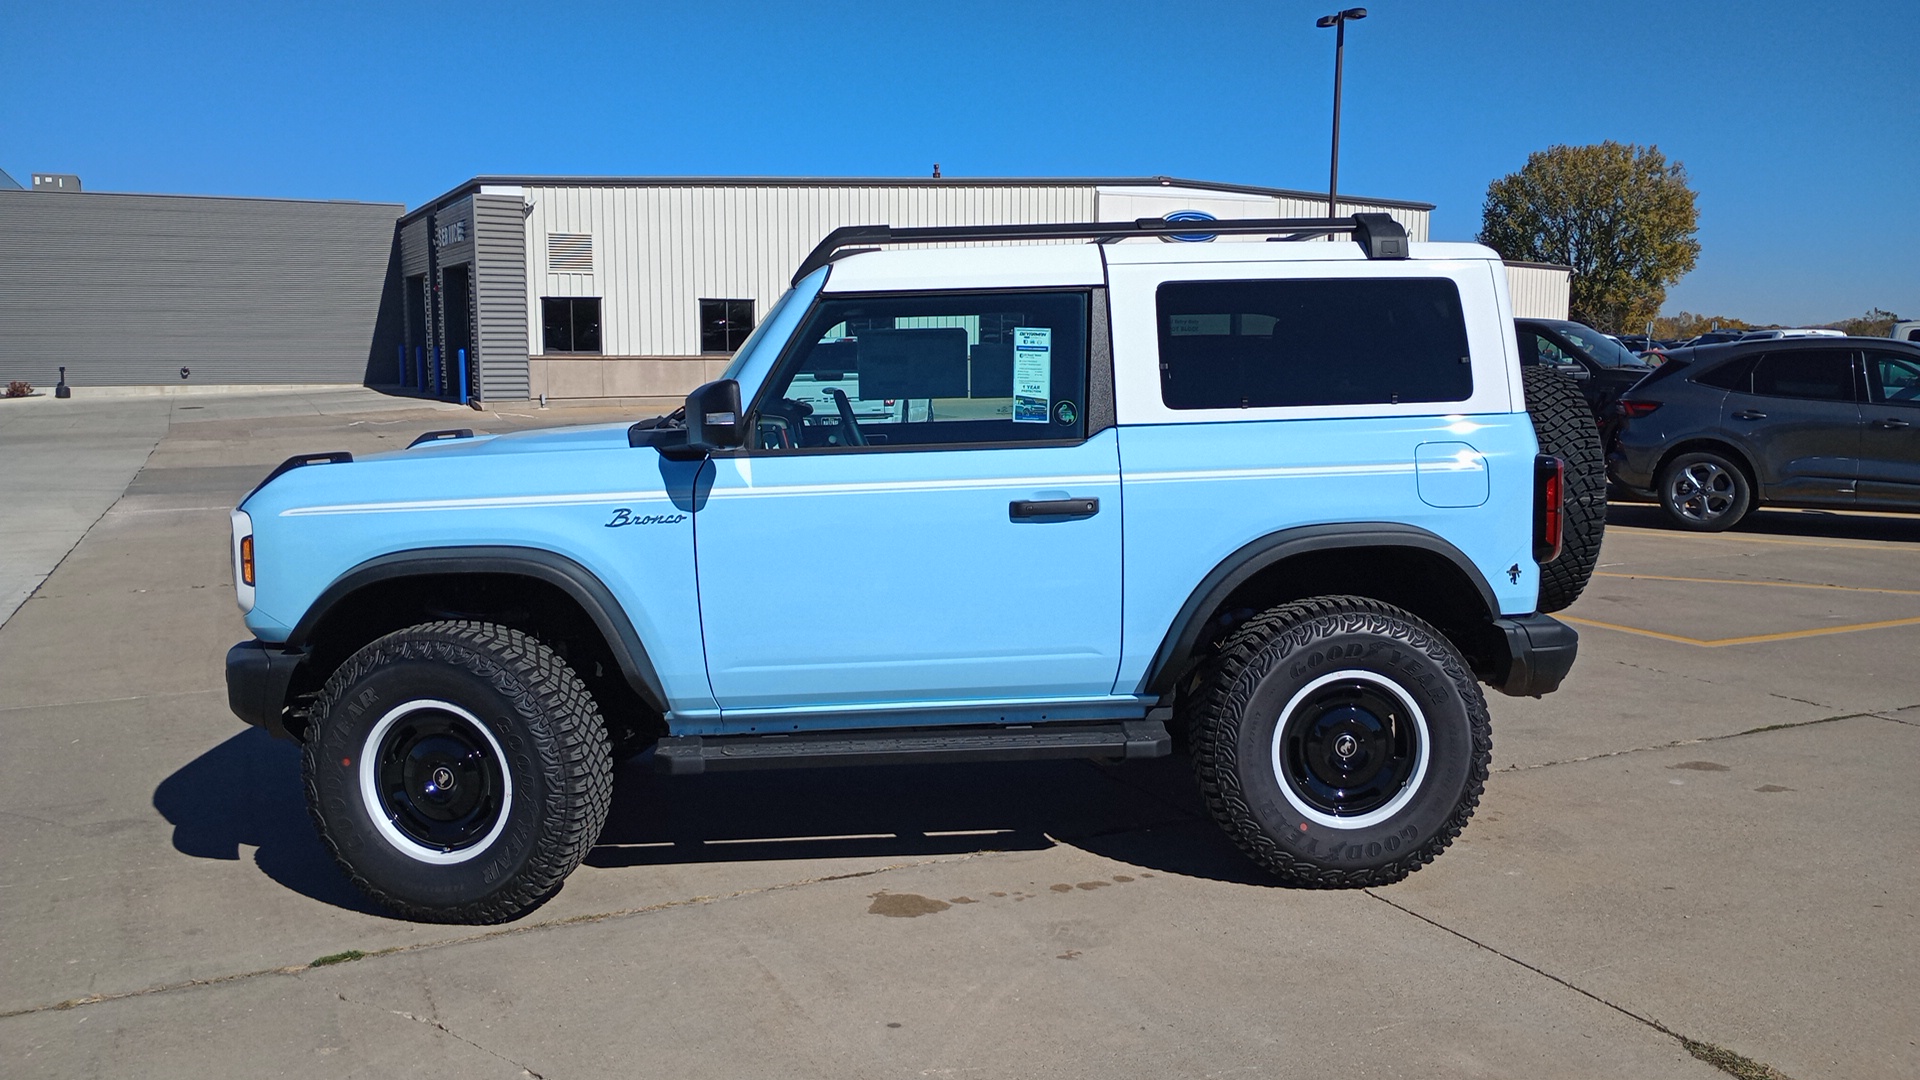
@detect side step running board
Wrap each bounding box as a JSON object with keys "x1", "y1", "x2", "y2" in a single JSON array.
[{"x1": 655, "y1": 719, "x2": 1171, "y2": 775}]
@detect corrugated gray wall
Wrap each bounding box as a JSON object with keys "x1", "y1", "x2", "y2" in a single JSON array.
[
  {"x1": 473, "y1": 194, "x2": 530, "y2": 401},
  {"x1": 0, "y1": 190, "x2": 404, "y2": 386},
  {"x1": 1504, "y1": 262, "x2": 1573, "y2": 320}
]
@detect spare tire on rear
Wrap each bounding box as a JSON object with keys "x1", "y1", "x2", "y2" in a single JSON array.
[{"x1": 1521, "y1": 365, "x2": 1605, "y2": 613}]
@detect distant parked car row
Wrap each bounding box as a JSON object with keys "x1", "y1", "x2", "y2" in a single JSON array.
[{"x1": 1513, "y1": 319, "x2": 1920, "y2": 532}]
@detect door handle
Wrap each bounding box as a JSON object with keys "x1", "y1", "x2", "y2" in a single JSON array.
[
  {"x1": 1731, "y1": 410, "x2": 1768, "y2": 420},
  {"x1": 1010, "y1": 498, "x2": 1099, "y2": 520},
  {"x1": 1871, "y1": 417, "x2": 1912, "y2": 430}
]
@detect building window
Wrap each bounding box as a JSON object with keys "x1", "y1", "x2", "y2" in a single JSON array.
[
  {"x1": 542, "y1": 297, "x2": 602, "y2": 354},
  {"x1": 700, "y1": 299, "x2": 756, "y2": 353}
]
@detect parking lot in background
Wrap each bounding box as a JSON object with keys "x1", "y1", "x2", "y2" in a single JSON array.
[{"x1": 1, "y1": 390, "x2": 1915, "y2": 1080}]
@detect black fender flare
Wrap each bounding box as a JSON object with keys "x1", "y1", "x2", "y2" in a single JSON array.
[
  {"x1": 1140, "y1": 523, "x2": 1500, "y2": 697},
  {"x1": 288, "y1": 546, "x2": 669, "y2": 713}
]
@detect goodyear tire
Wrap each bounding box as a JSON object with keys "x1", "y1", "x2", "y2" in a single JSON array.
[
  {"x1": 1522, "y1": 365, "x2": 1605, "y2": 612},
  {"x1": 1184, "y1": 596, "x2": 1491, "y2": 887},
  {"x1": 302, "y1": 620, "x2": 613, "y2": 924}
]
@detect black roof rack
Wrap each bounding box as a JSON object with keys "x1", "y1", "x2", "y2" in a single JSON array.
[{"x1": 791, "y1": 213, "x2": 1409, "y2": 284}]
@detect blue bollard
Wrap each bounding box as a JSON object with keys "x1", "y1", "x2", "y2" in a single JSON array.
[{"x1": 457, "y1": 348, "x2": 469, "y2": 406}]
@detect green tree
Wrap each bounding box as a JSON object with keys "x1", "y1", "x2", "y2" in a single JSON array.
[{"x1": 1479, "y1": 142, "x2": 1701, "y2": 333}]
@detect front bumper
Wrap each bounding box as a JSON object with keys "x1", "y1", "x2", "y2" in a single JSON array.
[
  {"x1": 1485, "y1": 615, "x2": 1578, "y2": 697},
  {"x1": 225, "y1": 640, "x2": 308, "y2": 740}
]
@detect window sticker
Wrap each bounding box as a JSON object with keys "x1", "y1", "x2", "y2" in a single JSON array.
[
  {"x1": 1012, "y1": 327, "x2": 1052, "y2": 423},
  {"x1": 1169, "y1": 314, "x2": 1231, "y2": 336}
]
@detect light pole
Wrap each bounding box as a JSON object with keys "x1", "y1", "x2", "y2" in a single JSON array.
[{"x1": 1316, "y1": 7, "x2": 1367, "y2": 218}]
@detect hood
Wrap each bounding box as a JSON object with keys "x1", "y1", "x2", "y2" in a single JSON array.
[
  {"x1": 358, "y1": 421, "x2": 641, "y2": 463},
  {"x1": 239, "y1": 419, "x2": 680, "y2": 516}
]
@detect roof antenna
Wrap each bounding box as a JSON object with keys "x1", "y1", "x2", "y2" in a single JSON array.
[{"x1": 932, "y1": 163, "x2": 942, "y2": 179}]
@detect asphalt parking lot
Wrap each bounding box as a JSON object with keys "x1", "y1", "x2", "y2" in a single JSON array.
[{"x1": 1, "y1": 389, "x2": 1916, "y2": 1079}]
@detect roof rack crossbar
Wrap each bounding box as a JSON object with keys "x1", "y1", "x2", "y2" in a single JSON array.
[{"x1": 791, "y1": 213, "x2": 1409, "y2": 283}]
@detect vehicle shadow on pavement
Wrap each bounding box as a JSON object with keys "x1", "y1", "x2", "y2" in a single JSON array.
[
  {"x1": 1608, "y1": 502, "x2": 1920, "y2": 542},
  {"x1": 587, "y1": 754, "x2": 1273, "y2": 886},
  {"x1": 153, "y1": 729, "x2": 389, "y2": 916}
]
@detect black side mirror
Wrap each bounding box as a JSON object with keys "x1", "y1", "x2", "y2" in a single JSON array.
[{"x1": 685, "y1": 379, "x2": 745, "y2": 452}]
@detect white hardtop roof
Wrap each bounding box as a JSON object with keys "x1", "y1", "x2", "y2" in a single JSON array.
[{"x1": 820, "y1": 240, "x2": 1500, "y2": 293}]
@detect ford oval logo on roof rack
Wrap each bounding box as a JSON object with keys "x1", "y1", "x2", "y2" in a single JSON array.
[{"x1": 1162, "y1": 210, "x2": 1217, "y2": 243}]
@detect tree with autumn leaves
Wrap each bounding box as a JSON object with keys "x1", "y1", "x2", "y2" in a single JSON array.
[{"x1": 1479, "y1": 142, "x2": 1701, "y2": 333}]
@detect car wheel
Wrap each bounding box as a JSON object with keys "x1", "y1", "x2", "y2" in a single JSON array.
[
  {"x1": 1521, "y1": 366, "x2": 1605, "y2": 612},
  {"x1": 302, "y1": 620, "x2": 613, "y2": 924},
  {"x1": 1658, "y1": 451, "x2": 1751, "y2": 532},
  {"x1": 1183, "y1": 596, "x2": 1491, "y2": 888}
]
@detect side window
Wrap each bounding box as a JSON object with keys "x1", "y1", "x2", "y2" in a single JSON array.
[
  {"x1": 1156, "y1": 278, "x2": 1472, "y2": 410},
  {"x1": 1692, "y1": 355, "x2": 1756, "y2": 392},
  {"x1": 753, "y1": 291, "x2": 1088, "y2": 451},
  {"x1": 1866, "y1": 351, "x2": 1920, "y2": 405},
  {"x1": 1531, "y1": 333, "x2": 1572, "y2": 365},
  {"x1": 1748, "y1": 350, "x2": 1855, "y2": 402}
]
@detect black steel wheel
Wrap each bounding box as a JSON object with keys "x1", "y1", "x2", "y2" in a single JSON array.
[
  {"x1": 367, "y1": 702, "x2": 509, "y2": 858},
  {"x1": 1183, "y1": 596, "x2": 1491, "y2": 888},
  {"x1": 303, "y1": 620, "x2": 613, "y2": 924},
  {"x1": 1275, "y1": 676, "x2": 1425, "y2": 823}
]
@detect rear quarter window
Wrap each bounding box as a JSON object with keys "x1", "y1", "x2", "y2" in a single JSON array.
[{"x1": 1155, "y1": 278, "x2": 1473, "y2": 410}]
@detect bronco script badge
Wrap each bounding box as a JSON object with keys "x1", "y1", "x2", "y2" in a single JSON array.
[{"x1": 605, "y1": 509, "x2": 688, "y2": 528}]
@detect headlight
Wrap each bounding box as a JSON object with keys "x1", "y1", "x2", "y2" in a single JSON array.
[{"x1": 230, "y1": 509, "x2": 255, "y2": 613}]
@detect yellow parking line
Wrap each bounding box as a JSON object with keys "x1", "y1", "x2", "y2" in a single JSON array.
[
  {"x1": 1605, "y1": 526, "x2": 1914, "y2": 552},
  {"x1": 1590, "y1": 572, "x2": 1920, "y2": 597},
  {"x1": 1562, "y1": 614, "x2": 1920, "y2": 648}
]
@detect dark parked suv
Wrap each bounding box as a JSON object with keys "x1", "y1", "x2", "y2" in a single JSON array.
[
  {"x1": 1609, "y1": 337, "x2": 1920, "y2": 530},
  {"x1": 1515, "y1": 318, "x2": 1656, "y2": 436}
]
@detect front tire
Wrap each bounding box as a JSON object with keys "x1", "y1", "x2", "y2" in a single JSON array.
[
  {"x1": 302, "y1": 621, "x2": 613, "y2": 923},
  {"x1": 1185, "y1": 597, "x2": 1491, "y2": 887}
]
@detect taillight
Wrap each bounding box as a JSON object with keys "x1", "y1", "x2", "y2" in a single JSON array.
[
  {"x1": 1534, "y1": 454, "x2": 1564, "y2": 564},
  {"x1": 1617, "y1": 399, "x2": 1662, "y2": 418}
]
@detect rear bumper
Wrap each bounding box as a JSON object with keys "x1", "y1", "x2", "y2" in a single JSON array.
[
  {"x1": 225, "y1": 640, "x2": 307, "y2": 740},
  {"x1": 1486, "y1": 615, "x2": 1578, "y2": 697}
]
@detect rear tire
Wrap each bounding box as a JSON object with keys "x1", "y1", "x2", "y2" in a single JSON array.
[
  {"x1": 302, "y1": 620, "x2": 613, "y2": 924},
  {"x1": 1522, "y1": 365, "x2": 1606, "y2": 612},
  {"x1": 1184, "y1": 596, "x2": 1491, "y2": 888},
  {"x1": 1658, "y1": 450, "x2": 1752, "y2": 532}
]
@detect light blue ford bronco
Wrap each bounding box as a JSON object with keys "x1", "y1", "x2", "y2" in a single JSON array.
[{"x1": 225, "y1": 215, "x2": 1593, "y2": 923}]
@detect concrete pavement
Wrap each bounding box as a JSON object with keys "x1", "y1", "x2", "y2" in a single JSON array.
[{"x1": 2, "y1": 394, "x2": 1917, "y2": 1079}]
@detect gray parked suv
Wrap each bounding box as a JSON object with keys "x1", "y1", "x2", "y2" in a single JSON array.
[{"x1": 1610, "y1": 337, "x2": 1920, "y2": 530}]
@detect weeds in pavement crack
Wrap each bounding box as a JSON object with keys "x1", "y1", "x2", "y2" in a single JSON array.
[
  {"x1": 336, "y1": 992, "x2": 545, "y2": 1078},
  {"x1": 1513, "y1": 712, "x2": 1868, "y2": 770},
  {"x1": 1366, "y1": 892, "x2": 1798, "y2": 1080}
]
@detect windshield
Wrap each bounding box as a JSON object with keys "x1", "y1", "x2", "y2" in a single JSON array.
[
  {"x1": 1557, "y1": 323, "x2": 1652, "y2": 369},
  {"x1": 720, "y1": 266, "x2": 829, "y2": 385}
]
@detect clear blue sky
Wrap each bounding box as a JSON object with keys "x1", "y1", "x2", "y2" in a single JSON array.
[{"x1": 4, "y1": 0, "x2": 1914, "y2": 325}]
